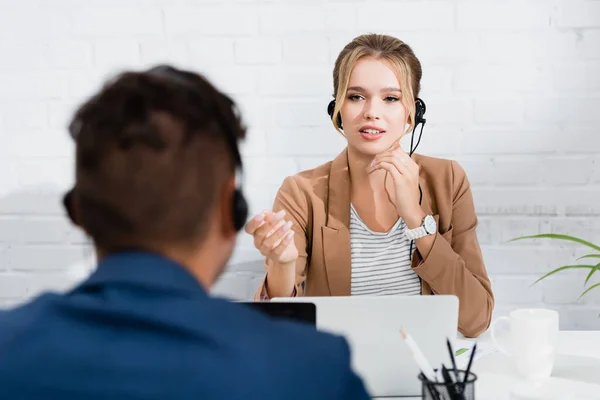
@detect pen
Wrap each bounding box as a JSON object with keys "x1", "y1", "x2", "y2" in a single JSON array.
[
  {"x1": 462, "y1": 342, "x2": 477, "y2": 389},
  {"x1": 400, "y1": 328, "x2": 437, "y2": 382},
  {"x1": 447, "y1": 338, "x2": 459, "y2": 381}
]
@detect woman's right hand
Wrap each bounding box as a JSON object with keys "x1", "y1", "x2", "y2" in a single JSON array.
[{"x1": 244, "y1": 210, "x2": 299, "y2": 265}]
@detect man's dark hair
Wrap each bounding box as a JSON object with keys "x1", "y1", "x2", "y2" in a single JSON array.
[{"x1": 67, "y1": 65, "x2": 246, "y2": 252}]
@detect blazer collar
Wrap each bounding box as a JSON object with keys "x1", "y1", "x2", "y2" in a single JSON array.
[
  {"x1": 322, "y1": 149, "x2": 434, "y2": 296},
  {"x1": 80, "y1": 251, "x2": 208, "y2": 297}
]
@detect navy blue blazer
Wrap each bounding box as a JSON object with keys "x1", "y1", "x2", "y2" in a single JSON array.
[{"x1": 0, "y1": 252, "x2": 370, "y2": 400}]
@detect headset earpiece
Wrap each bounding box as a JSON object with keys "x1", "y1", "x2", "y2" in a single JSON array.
[
  {"x1": 327, "y1": 99, "x2": 343, "y2": 129},
  {"x1": 415, "y1": 98, "x2": 426, "y2": 126}
]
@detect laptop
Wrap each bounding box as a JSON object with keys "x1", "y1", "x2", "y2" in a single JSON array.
[
  {"x1": 240, "y1": 301, "x2": 317, "y2": 326},
  {"x1": 273, "y1": 295, "x2": 459, "y2": 397}
]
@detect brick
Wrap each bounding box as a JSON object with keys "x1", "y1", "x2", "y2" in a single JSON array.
[
  {"x1": 455, "y1": 65, "x2": 551, "y2": 93},
  {"x1": 0, "y1": 101, "x2": 48, "y2": 129},
  {"x1": 478, "y1": 32, "x2": 580, "y2": 62},
  {"x1": 6, "y1": 245, "x2": 86, "y2": 272},
  {"x1": 419, "y1": 66, "x2": 453, "y2": 95},
  {"x1": 549, "y1": 218, "x2": 600, "y2": 245},
  {"x1": 16, "y1": 158, "x2": 72, "y2": 188},
  {"x1": 270, "y1": 100, "x2": 330, "y2": 128},
  {"x1": 409, "y1": 126, "x2": 462, "y2": 157},
  {"x1": 0, "y1": 190, "x2": 64, "y2": 216},
  {"x1": 258, "y1": 69, "x2": 330, "y2": 97},
  {"x1": 45, "y1": 40, "x2": 94, "y2": 69},
  {"x1": 5, "y1": 131, "x2": 72, "y2": 159},
  {"x1": 561, "y1": 129, "x2": 600, "y2": 154},
  {"x1": 525, "y1": 97, "x2": 600, "y2": 124},
  {"x1": 0, "y1": 217, "x2": 74, "y2": 244},
  {"x1": 448, "y1": 156, "x2": 493, "y2": 186},
  {"x1": 471, "y1": 188, "x2": 558, "y2": 215},
  {"x1": 476, "y1": 218, "x2": 493, "y2": 245},
  {"x1": 553, "y1": 63, "x2": 600, "y2": 92},
  {"x1": 557, "y1": 0, "x2": 600, "y2": 28},
  {"x1": 0, "y1": 41, "x2": 46, "y2": 70},
  {"x1": 405, "y1": 33, "x2": 479, "y2": 65},
  {"x1": 164, "y1": 6, "x2": 258, "y2": 35},
  {"x1": 282, "y1": 37, "x2": 329, "y2": 65},
  {"x1": 462, "y1": 128, "x2": 558, "y2": 155},
  {"x1": 555, "y1": 306, "x2": 600, "y2": 330},
  {"x1": 482, "y1": 246, "x2": 577, "y2": 275},
  {"x1": 473, "y1": 97, "x2": 525, "y2": 125},
  {"x1": 265, "y1": 127, "x2": 346, "y2": 157},
  {"x1": 244, "y1": 157, "x2": 300, "y2": 186},
  {"x1": 359, "y1": 2, "x2": 454, "y2": 31},
  {"x1": 424, "y1": 97, "x2": 471, "y2": 125},
  {"x1": 487, "y1": 217, "x2": 548, "y2": 245},
  {"x1": 72, "y1": 9, "x2": 163, "y2": 36},
  {"x1": 491, "y1": 158, "x2": 543, "y2": 186},
  {"x1": 560, "y1": 189, "x2": 600, "y2": 216},
  {"x1": 0, "y1": 11, "x2": 71, "y2": 39},
  {"x1": 541, "y1": 157, "x2": 593, "y2": 186},
  {"x1": 324, "y1": 4, "x2": 358, "y2": 32},
  {"x1": 67, "y1": 70, "x2": 111, "y2": 101},
  {"x1": 457, "y1": 1, "x2": 553, "y2": 30},
  {"x1": 260, "y1": 6, "x2": 326, "y2": 34},
  {"x1": 139, "y1": 40, "x2": 190, "y2": 66},
  {"x1": 188, "y1": 38, "x2": 235, "y2": 65},
  {"x1": 490, "y1": 276, "x2": 544, "y2": 306},
  {"x1": 202, "y1": 67, "x2": 259, "y2": 97},
  {"x1": 581, "y1": 30, "x2": 600, "y2": 60},
  {"x1": 239, "y1": 126, "x2": 268, "y2": 157},
  {"x1": 93, "y1": 40, "x2": 141, "y2": 69},
  {"x1": 0, "y1": 274, "x2": 30, "y2": 299},
  {"x1": 234, "y1": 38, "x2": 281, "y2": 65},
  {"x1": 542, "y1": 277, "x2": 600, "y2": 305},
  {"x1": 47, "y1": 99, "x2": 79, "y2": 129},
  {"x1": 0, "y1": 72, "x2": 69, "y2": 99}
]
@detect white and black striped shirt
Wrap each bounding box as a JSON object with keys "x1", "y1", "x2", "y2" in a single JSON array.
[{"x1": 350, "y1": 204, "x2": 422, "y2": 296}]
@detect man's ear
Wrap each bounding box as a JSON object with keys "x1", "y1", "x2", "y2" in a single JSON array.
[
  {"x1": 219, "y1": 177, "x2": 238, "y2": 238},
  {"x1": 63, "y1": 189, "x2": 80, "y2": 227}
]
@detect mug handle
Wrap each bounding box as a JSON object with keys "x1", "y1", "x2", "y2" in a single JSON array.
[{"x1": 490, "y1": 316, "x2": 512, "y2": 357}]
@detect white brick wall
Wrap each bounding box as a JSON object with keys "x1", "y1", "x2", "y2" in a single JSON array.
[{"x1": 0, "y1": 0, "x2": 599, "y2": 330}]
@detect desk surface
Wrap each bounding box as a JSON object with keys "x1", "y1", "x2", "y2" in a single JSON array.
[{"x1": 374, "y1": 330, "x2": 600, "y2": 400}]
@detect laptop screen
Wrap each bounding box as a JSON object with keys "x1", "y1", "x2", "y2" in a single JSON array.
[{"x1": 240, "y1": 301, "x2": 316, "y2": 327}]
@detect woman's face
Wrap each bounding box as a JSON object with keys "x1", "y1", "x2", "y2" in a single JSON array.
[{"x1": 340, "y1": 57, "x2": 408, "y2": 157}]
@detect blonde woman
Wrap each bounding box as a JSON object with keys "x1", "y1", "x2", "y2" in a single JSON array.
[{"x1": 245, "y1": 34, "x2": 493, "y2": 338}]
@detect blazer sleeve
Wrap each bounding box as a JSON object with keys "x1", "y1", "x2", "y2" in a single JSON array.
[
  {"x1": 254, "y1": 176, "x2": 310, "y2": 300},
  {"x1": 411, "y1": 160, "x2": 494, "y2": 338}
]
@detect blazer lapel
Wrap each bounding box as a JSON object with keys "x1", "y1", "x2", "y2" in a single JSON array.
[{"x1": 322, "y1": 149, "x2": 352, "y2": 296}]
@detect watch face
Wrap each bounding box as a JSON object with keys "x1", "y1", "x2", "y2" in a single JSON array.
[{"x1": 424, "y1": 215, "x2": 436, "y2": 234}]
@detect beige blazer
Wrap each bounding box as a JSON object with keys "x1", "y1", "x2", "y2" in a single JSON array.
[{"x1": 254, "y1": 149, "x2": 494, "y2": 338}]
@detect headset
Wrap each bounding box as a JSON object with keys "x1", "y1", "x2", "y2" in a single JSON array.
[
  {"x1": 327, "y1": 97, "x2": 426, "y2": 156},
  {"x1": 63, "y1": 65, "x2": 248, "y2": 233},
  {"x1": 326, "y1": 96, "x2": 428, "y2": 257}
]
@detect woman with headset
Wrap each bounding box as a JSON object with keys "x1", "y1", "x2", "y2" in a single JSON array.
[{"x1": 244, "y1": 34, "x2": 493, "y2": 338}]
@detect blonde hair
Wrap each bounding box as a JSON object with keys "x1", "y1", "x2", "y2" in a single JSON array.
[{"x1": 331, "y1": 33, "x2": 422, "y2": 135}]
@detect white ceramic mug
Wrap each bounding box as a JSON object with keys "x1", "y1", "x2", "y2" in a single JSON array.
[{"x1": 490, "y1": 308, "x2": 559, "y2": 381}]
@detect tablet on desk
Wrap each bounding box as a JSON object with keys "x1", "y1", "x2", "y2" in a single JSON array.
[{"x1": 240, "y1": 301, "x2": 317, "y2": 326}]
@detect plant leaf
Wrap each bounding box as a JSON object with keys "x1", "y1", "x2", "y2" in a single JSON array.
[
  {"x1": 455, "y1": 348, "x2": 468, "y2": 356},
  {"x1": 584, "y1": 262, "x2": 600, "y2": 286},
  {"x1": 579, "y1": 282, "x2": 600, "y2": 299},
  {"x1": 532, "y1": 264, "x2": 600, "y2": 286},
  {"x1": 509, "y1": 234, "x2": 600, "y2": 252},
  {"x1": 577, "y1": 254, "x2": 600, "y2": 261}
]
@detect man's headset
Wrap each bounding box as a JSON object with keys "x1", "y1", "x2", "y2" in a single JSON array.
[
  {"x1": 327, "y1": 97, "x2": 427, "y2": 156},
  {"x1": 63, "y1": 66, "x2": 249, "y2": 233}
]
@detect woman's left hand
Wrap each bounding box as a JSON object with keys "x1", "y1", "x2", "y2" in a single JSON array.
[{"x1": 367, "y1": 142, "x2": 423, "y2": 226}]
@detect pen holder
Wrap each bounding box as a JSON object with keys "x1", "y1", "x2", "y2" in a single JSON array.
[{"x1": 418, "y1": 369, "x2": 477, "y2": 400}]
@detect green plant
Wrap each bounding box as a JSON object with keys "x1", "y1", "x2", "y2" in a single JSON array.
[{"x1": 509, "y1": 234, "x2": 600, "y2": 300}]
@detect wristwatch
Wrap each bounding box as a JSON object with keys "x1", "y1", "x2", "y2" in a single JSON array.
[{"x1": 405, "y1": 215, "x2": 436, "y2": 240}]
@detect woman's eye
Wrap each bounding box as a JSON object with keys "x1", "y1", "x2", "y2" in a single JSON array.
[
  {"x1": 348, "y1": 94, "x2": 363, "y2": 101},
  {"x1": 385, "y1": 96, "x2": 399, "y2": 102}
]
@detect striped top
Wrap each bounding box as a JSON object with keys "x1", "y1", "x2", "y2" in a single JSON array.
[{"x1": 350, "y1": 204, "x2": 422, "y2": 296}]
